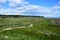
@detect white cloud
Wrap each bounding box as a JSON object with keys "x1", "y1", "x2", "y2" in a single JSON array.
[
  {"x1": 53, "y1": 6, "x2": 60, "y2": 9},
  {"x1": 0, "y1": 0, "x2": 60, "y2": 17},
  {"x1": 58, "y1": 1, "x2": 60, "y2": 4},
  {"x1": 43, "y1": 14, "x2": 56, "y2": 17},
  {"x1": 0, "y1": 0, "x2": 6, "y2": 3},
  {"x1": 8, "y1": 0, "x2": 29, "y2": 7},
  {"x1": 0, "y1": 0, "x2": 29, "y2": 8},
  {"x1": 0, "y1": 5, "x2": 60, "y2": 17},
  {"x1": 8, "y1": 3, "x2": 17, "y2": 7},
  {"x1": 51, "y1": 6, "x2": 60, "y2": 14},
  {"x1": 8, "y1": 0, "x2": 26, "y2": 4},
  {"x1": 16, "y1": 5, "x2": 51, "y2": 14}
]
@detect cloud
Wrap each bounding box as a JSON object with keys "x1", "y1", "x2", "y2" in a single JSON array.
[
  {"x1": 51, "y1": 6, "x2": 60, "y2": 14},
  {"x1": 16, "y1": 5, "x2": 51, "y2": 14},
  {"x1": 0, "y1": 0, "x2": 60, "y2": 18},
  {"x1": 0, "y1": 0, "x2": 29, "y2": 8},
  {"x1": 0, "y1": 5, "x2": 60, "y2": 17},
  {"x1": 0, "y1": 5, "x2": 51, "y2": 14},
  {"x1": 53, "y1": 6, "x2": 60, "y2": 9},
  {"x1": 58, "y1": 1, "x2": 60, "y2": 4},
  {"x1": 0, "y1": 0, "x2": 6, "y2": 3},
  {"x1": 8, "y1": 0, "x2": 29, "y2": 8}
]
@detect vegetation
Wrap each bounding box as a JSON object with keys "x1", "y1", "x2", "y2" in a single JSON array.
[
  {"x1": 0, "y1": 16, "x2": 60, "y2": 40},
  {"x1": 0, "y1": 15, "x2": 44, "y2": 18}
]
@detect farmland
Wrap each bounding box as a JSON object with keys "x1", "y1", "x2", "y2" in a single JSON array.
[{"x1": 0, "y1": 17, "x2": 60, "y2": 40}]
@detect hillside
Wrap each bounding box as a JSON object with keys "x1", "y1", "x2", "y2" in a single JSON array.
[{"x1": 0, "y1": 17, "x2": 60, "y2": 40}]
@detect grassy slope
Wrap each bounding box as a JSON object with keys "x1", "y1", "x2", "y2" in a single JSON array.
[{"x1": 0, "y1": 17, "x2": 60, "y2": 40}]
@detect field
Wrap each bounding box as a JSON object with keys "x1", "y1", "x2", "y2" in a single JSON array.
[
  {"x1": 50, "y1": 18, "x2": 60, "y2": 25},
  {"x1": 0, "y1": 17, "x2": 60, "y2": 40}
]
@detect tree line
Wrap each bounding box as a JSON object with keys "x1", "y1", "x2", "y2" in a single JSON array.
[{"x1": 0, "y1": 15, "x2": 44, "y2": 18}]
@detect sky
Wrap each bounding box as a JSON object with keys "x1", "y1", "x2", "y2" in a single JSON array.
[{"x1": 0, "y1": 0, "x2": 60, "y2": 18}]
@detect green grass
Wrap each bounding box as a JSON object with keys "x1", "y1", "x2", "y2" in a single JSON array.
[{"x1": 0, "y1": 17, "x2": 60, "y2": 40}]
